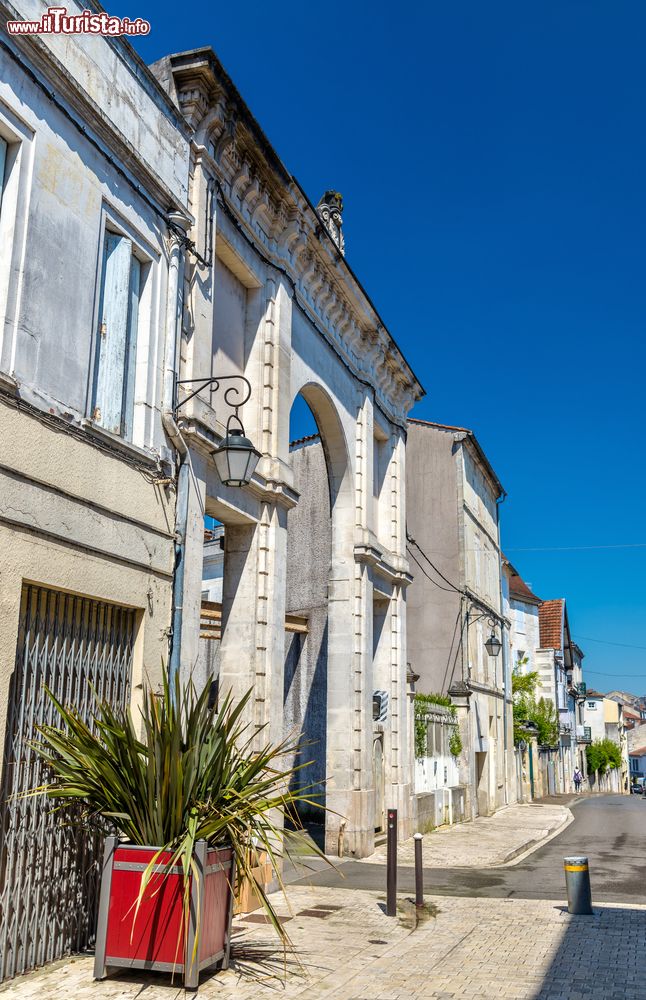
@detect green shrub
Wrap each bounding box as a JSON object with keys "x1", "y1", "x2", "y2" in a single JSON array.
[
  {"x1": 512, "y1": 671, "x2": 559, "y2": 746},
  {"x1": 586, "y1": 738, "x2": 622, "y2": 775}
]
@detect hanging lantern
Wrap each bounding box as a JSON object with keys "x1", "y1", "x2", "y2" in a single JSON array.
[
  {"x1": 212, "y1": 427, "x2": 261, "y2": 487},
  {"x1": 484, "y1": 629, "x2": 502, "y2": 658}
]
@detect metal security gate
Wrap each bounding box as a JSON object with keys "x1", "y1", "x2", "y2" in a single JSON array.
[{"x1": 0, "y1": 585, "x2": 136, "y2": 981}]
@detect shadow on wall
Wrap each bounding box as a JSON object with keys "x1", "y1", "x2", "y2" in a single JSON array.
[
  {"x1": 283, "y1": 621, "x2": 328, "y2": 834},
  {"x1": 529, "y1": 904, "x2": 646, "y2": 999}
]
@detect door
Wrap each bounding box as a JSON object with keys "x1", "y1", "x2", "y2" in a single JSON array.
[
  {"x1": 0, "y1": 585, "x2": 135, "y2": 981},
  {"x1": 476, "y1": 751, "x2": 489, "y2": 816},
  {"x1": 373, "y1": 736, "x2": 385, "y2": 833}
]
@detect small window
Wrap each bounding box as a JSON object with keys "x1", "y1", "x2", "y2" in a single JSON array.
[
  {"x1": 587, "y1": 701, "x2": 597, "y2": 710},
  {"x1": 92, "y1": 231, "x2": 143, "y2": 438}
]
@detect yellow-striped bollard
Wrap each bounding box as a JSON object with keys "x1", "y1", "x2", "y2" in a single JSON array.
[{"x1": 564, "y1": 856, "x2": 593, "y2": 914}]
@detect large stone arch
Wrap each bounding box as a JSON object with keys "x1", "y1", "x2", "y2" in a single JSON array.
[{"x1": 285, "y1": 365, "x2": 381, "y2": 855}]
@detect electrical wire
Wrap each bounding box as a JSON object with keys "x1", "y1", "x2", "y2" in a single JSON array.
[
  {"x1": 441, "y1": 606, "x2": 464, "y2": 691},
  {"x1": 507, "y1": 543, "x2": 646, "y2": 552},
  {"x1": 406, "y1": 533, "x2": 463, "y2": 593},
  {"x1": 407, "y1": 547, "x2": 458, "y2": 594},
  {"x1": 574, "y1": 635, "x2": 646, "y2": 652},
  {"x1": 0, "y1": 383, "x2": 170, "y2": 485}
]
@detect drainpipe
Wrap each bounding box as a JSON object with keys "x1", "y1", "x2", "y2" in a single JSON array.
[{"x1": 162, "y1": 212, "x2": 189, "y2": 686}]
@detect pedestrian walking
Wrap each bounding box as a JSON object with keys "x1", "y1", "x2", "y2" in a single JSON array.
[{"x1": 573, "y1": 767, "x2": 583, "y2": 793}]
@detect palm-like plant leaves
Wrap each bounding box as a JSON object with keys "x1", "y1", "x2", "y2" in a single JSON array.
[{"x1": 31, "y1": 666, "x2": 329, "y2": 955}]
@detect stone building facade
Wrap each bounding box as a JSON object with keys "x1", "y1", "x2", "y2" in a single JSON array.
[
  {"x1": 0, "y1": 3, "x2": 190, "y2": 980},
  {"x1": 536, "y1": 599, "x2": 586, "y2": 793},
  {"x1": 406, "y1": 420, "x2": 513, "y2": 821},
  {"x1": 150, "y1": 47, "x2": 424, "y2": 857}
]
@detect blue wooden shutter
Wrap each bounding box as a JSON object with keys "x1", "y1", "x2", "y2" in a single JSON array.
[
  {"x1": 122, "y1": 255, "x2": 141, "y2": 440},
  {"x1": 94, "y1": 233, "x2": 132, "y2": 434}
]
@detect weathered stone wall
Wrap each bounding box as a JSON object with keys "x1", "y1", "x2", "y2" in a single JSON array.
[
  {"x1": 0, "y1": 19, "x2": 189, "y2": 752},
  {"x1": 283, "y1": 438, "x2": 331, "y2": 822},
  {"x1": 406, "y1": 422, "x2": 462, "y2": 694}
]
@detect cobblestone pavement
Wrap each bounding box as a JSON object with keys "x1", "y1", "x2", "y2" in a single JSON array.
[
  {"x1": 3, "y1": 884, "x2": 645, "y2": 1000},
  {"x1": 363, "y1": 802, "x2": 571, "y2": 868}
]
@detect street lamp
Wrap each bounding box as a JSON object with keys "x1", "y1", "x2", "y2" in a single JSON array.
[
  {"x1": 212, "y1": 422, "x2": 261, "y2": 487},
  {"x1": 484, "y1": 629, "x2": 502, "y2": 658},
  {"x1": 174, "y1": 374, "x2": 260, "y2": 487}
]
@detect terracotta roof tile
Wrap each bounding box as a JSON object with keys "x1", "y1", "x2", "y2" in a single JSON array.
[{"x1": 539, "y1": 599, "x2": 564, "y2": 649}]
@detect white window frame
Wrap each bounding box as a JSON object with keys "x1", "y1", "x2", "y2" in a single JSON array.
[{"x1": 0, "y1": 101, "x2": 34, "y2": 377}]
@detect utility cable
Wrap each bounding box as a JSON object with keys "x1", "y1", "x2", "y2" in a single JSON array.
[
  {"x1": 574, "y1": 635, "x2": 646, "y2": 652},
  {"x1": 407, "y1": 547, "x2": 459, "y2": 594},
  {"x1": 507, "y1": 543, "x2": 646, "y2": 552},
  {"x1": 407, "y1": 533, "x2": 463, "y2": 593}
]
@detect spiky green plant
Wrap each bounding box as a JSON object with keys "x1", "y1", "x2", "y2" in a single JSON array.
[{"x1": 31, "y1": 666, "x2": 327, "y2": 961}]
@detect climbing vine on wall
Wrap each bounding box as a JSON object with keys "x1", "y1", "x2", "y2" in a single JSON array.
[{"x1": 414, "y1": 693, "x2": 462, "y2": 759}]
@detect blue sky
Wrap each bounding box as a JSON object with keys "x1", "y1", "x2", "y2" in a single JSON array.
[{"x1": 123, "y1": 0, "x2": 646, "y2": 693}]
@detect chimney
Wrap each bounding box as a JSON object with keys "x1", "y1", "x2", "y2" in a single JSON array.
[{"x1": 316, "y1": 190, "x2": 345, "y2": 256}]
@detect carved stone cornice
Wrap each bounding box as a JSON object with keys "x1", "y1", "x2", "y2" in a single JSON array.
[
  {"x1": 153, "y1": 48, "x2": 425, "y2": 427},
  {"x1": 354, "y1": 537, "x2": 413, "y2": 589}
]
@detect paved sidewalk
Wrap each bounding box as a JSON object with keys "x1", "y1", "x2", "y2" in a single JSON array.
[
  {"x1": 2, "y1": 884, "x2": 645, "y2": 1000},
  {"x1": 363, "y1": 802, "x2": 571, "y2": 868}
]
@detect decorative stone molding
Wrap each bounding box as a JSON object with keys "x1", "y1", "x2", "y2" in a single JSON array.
[
  {"x1": 316, "y1": 190, "x2": 345, "y2": 256},
  {"x1": 151, "y1": 48, "x2": 425, "y2": 427}
]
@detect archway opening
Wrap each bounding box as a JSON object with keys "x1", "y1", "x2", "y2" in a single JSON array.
[{"x1": 284, "y1": 386, "x2": 349, "y2": 846}]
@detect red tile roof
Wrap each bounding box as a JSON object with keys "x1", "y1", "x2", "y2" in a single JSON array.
[
  {"x1": 585, "y1": 689, "x2": 605, "y2": 699},
  {"x1": 539, "y1": 599, "x2": 564, "y2": 649}
]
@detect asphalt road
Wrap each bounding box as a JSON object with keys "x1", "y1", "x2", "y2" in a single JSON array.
[{"x1": 294, "y1": 795, "x2": 646, "y2": 904}]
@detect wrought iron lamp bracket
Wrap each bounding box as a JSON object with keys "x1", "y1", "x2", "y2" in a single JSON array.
[{"x1": 174, "y1": 375, "x2": 252, "y2": 432}]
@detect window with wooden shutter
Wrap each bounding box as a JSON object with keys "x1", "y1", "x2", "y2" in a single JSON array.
[{"x1": 92, "y1": 231, "x2": 141, "y2": 437}]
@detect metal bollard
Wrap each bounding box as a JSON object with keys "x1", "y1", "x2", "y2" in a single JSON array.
[
  {"x1": 414, "y1": 832, "x2": 424, "y2": 907},
  {"x1": 386, "y1": 808, "x2": 397, "y2": 916},
  {"x1": 563, "y1": 856, "x2": 593, "y2": 915}
]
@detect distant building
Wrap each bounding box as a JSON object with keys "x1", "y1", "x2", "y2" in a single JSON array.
[
  {"x1": 629, "y1": 746, "x2": 646, "y2": 786},
  {"x1": 406, "y1": 420, "x2": 513, "y2": 822},
  {"x1": 583, "y1": 691, "x2": 629, "y2": 793},
  {"x1": 536, "y1": 600, "x2": 586, "y2": 792}
]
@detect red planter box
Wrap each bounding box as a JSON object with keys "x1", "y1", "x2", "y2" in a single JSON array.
[{"x1": 94, "y1": 837, "x2": 234, "y2": 989}]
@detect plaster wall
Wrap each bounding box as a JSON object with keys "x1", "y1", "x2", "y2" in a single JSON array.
[
  {"x1": 406, "y1": 422, "x2": 509, "y2": 820},
  {"x1": 509, "y1": 599, "x2": 540, "y2": 674},
  {"x1": 283, "y1": 438, "x2": 331, "y2": 820},
  {"x1": 0, "y1": 27, "x2": 187, "y2": 756},
  {"x1": 405, "y1": 422, "x2": 462, "y2": 694},
  {"x1": 0, "y1": 33, "x2": 188, "y2": 457},
  {"x1": 0, "y1": 403, "x2": 173, "y2": 754},
  {"x1": 4, "y1": 0, "x2": 189, "y2": 202}
]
